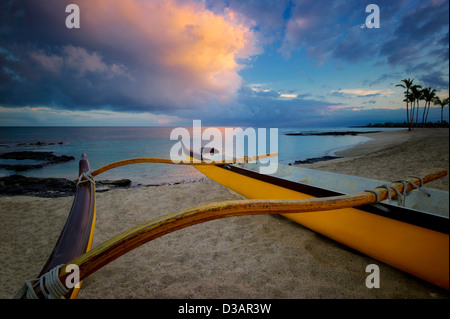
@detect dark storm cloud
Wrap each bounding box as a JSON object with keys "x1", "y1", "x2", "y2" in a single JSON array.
[
  {"x1": 205, "y1": 0, "x2": 292, "y2": 33},
  {"x1": 0, "y1": 0, "x2": 259, "y2": 114},
  {"x1": 380, "y1": 0, "x2": 449, "y2": 67},
  {"x1": 420, "y1": 71, "x2": 450, "y2": 91},
  {"x1": 0, "y1": 0, "x2": 448, "y2": 127},
  {"x1": 177, "y1": 85, "x2": 343, "y2": 127},
  {"x1": 268, "y1": 0, "x2": 449, "y2": 75}
]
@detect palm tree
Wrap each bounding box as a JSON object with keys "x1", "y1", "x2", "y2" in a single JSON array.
[
  {"x1": 421, "y1": 88, "x2": 436, "y2": 125},
  {"x1": 404, "y1": 93, "x2": 415, "y2": 127},
  {"x1": 396, "y1": 78, "x2": 415, "y2": 130},
  {"x1": 410, "y1": 85, "x2": 422, "y2": 128},
  {"x1": 433, "y1": 96, "x2": 449, "y2": 124}
]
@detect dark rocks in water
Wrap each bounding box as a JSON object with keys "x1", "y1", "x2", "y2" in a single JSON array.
[
  {"x1": 0, "y1": 175, "x2": 132, "y2": 197},
  {"x1": 0, "y1": 163, "x2": 47, "y2": 172},
  {"x1": 98, "y1": 179, "x2": 132, "y2": 187},
  {"x1": 0, "y1": 151, "x2": 75, "y2": 172},
  {"x1": 1, "y1": 141, "x2": 65, "y2": 148},
  {"x1": 0, "y1": 175, "x2": 77, "y2": 197},
  {"x1": 294, "y1": 156, "x2": 341, "y2": 165},
  {"x1": 0, "y1": 151, "x2": 74, "y2": 162},
  {"x1": 29, "y1": 141, "x2": 64, "y2": 146}
]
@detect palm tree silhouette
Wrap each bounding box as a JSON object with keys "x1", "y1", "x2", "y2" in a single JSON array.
[
  {"x1": 433, "y1": 96, "x2": 449, "y2": 124},
  {"x1": 396, "y1": 78, "x2": 415, "y2": 130},
  {"x1": 421, "y1": 88, "x2": 436, "y2": 125},
  {"x1": 410, "y1": 85, "x2": 423, "y2": 128}
]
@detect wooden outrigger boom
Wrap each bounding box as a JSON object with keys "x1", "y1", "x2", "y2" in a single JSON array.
[{"x1": 58, "y1": 169, "x2": 448, "y2": 289}]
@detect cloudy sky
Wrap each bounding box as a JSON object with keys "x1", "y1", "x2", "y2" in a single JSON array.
[{"x1": 0, "y1": 0, "x2": 448, "y2": 126}]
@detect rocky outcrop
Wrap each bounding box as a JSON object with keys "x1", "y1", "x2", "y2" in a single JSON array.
[
  {"x1": 291, "y1": 156, "x2": 341, "y2": 165},
  {"x1": 0, "y1": 151, "x2": 75, "y2": 172},
  {"x1": 0, "y1": 175, "x2": 77, "y2": 197},
  {"x1": 0, "y1": 175, "x2": 132, "y2": 197}
]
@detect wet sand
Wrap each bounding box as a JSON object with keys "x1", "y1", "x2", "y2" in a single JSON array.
[{"x1": 0, "y1": 128, "x2": 448, "y2": 299}]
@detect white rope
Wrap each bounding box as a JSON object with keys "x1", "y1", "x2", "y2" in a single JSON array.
[
  {"x1": 407, "y1": 176, "x2": 431, "y2": 197},
  {"x1": 13, "y1": 277, "x2": 39, "y2": 299},
  {"x1": 14, "y1": 264, "x2": 69, "y2": 299},
  {"x1": 364, "y1": 189, "x2": 380, "y2": 203},
  {"x1": 380, "y1": 184, "x2": 400, "y2": 204},
  {"x1": 366, "y1": 178, "x2": 430, "y2": 207},
  {"x1": 77, "y1": 170, "x2": 95, "y2": 186},
  {"x1": 409, "y1": 175, "x2": 424, "y2": 187}
]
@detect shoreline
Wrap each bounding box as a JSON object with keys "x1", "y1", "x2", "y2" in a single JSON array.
[
  {"x1": 0, "y1": 130, "x2": 390, "y2": 197},
  {"x1": 0, "y1": 128, "x2": 448, "y2": 299},
  {"x1": 0, "y1": 129, "x2": 408, "y2": 196},
  {"x1": 0, "y1": 174, "x2": 208, "y2": 198},
  {"x1": 0, "y1": 128, "x2": 407, "y2": 197},
  {"x1": 336, "y1": 129, "x2": 413, "y2": 158},
  {"x1": 295, "y1": 128, "x2": 448, "y2": 191}
]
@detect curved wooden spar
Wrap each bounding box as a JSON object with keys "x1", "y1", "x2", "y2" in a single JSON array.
[
  {"x1": 17, "y1": 154, "x2": 97, "y2": 299},
  {"x1": 78, "y1": 153, "x2": 279, "y2": 182},
  {"x1": 24, "y1": 169, "x2": 445, "y2": 298}
]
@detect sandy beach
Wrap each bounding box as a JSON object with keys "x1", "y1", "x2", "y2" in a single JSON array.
[{"x1": 0, "y1": 128, "x2": 448, "y2": 299}]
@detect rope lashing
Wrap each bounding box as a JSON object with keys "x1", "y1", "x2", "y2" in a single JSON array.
[
  {"x1": 364, "y1": 189, "x2": 380, "y2": 203},
  {"x1": 408, "y1": 175, "x2": 431, "y2": 197},
  {"x1": 410, "y1": 175, "x2": 424, "y2": 187},
  {"x1": 14, "y1": 264, "x2": 69, "y2": 299},
  {"x1": 77, "y1": 170, "x2": 95, "y2": 186},
  {"x1": 380, "y1": 184, "x2": 402, "y2": 205},
  {"x1": 365, "y1": 177, "x2": 430, "y2": 206}
]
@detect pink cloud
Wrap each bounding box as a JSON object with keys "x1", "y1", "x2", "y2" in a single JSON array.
[
  {"x1": 29, "y1": 51, "x2": 64, "y2": 74},
  {"x1": 16, "y1": 0, "x2": 259, "y2": 112},
  {"x1": 29, "y1": 45, "x2": 129, "y2": 79},
  {"x1": 74, "y1": 0, "x2": 259, "y2": 109},
  {"x1": 328, "y1": 104, "x2": 344, "y2": 110},
  {"x1": 62, "y1": 45, "x2": 108, "y2": 76}
]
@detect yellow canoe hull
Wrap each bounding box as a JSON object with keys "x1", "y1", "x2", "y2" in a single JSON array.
[{"x1": 194, "y1": 164, "x2": 449, "y2": 290}]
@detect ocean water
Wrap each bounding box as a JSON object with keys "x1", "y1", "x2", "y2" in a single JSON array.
[{"x1": 0, "y1": 126, "x2": 400, "y2": 185}]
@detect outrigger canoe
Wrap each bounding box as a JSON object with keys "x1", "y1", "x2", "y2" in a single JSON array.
[
  {"x1": 188, "y1": 154, "x2": 449, "y2": 290},
  {"x1": 15, "y1": 152, "x2": 449, "y2": 299}
]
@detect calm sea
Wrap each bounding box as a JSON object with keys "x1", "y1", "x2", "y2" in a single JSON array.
[{"x1": 0, "y1": 126, "x2": 400, "y2": 185}]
